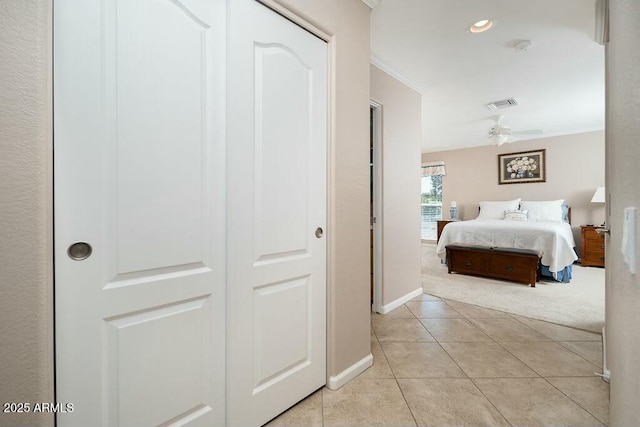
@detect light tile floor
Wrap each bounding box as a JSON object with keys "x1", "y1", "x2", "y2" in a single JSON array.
[{"x1": 266, "y1": 293, "x2": 609, "y2": 427}]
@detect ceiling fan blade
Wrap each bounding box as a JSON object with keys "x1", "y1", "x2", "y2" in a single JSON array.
[{"x1": 511, "y1": 129, "x2": 543, "y2": 136}]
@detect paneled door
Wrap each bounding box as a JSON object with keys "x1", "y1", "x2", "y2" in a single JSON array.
[
  {"x1": 54, "y1": 1, "x2": 226, "y2": 426},
  {"x1": 227, "y1": 1, "x2": 328, "y2": 426}
]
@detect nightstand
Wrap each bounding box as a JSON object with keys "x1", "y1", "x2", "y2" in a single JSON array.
[
  {"x1": 437, "y1": 220, "x2": 455, "y2": 243},
  {"x1": 581, "y1": 225, "x2": 606, "y2": 267}
]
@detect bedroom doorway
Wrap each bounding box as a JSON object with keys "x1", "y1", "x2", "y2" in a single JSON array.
[{"x1": 370, "y1": 101, "x2": 383, "y2": 313}]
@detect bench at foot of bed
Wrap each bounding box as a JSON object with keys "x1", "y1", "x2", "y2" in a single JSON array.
[{"x1": 445, "y1": 244, "x2": 542, "y2": 287}]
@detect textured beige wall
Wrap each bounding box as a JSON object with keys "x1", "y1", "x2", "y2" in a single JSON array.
[
  {"x1": 0, "y1": 1, "x2": 54, "y2": 426},
  {"x1": 370, "y1": 64, "x2": 422, "y2": 306},
  {"x1": 422, "y1": 131, "x2": 605, "y2": 246},
  {"x1": 271, "y1": 0, "x2": 372, "y2": 377},
  {"x1": 605, "y1": 0, "x2": 640, "y2": 424}
]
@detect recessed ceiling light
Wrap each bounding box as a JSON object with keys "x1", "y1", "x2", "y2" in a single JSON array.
[{"x1": 469, "y1": 19, "x2": 494, "y2": 33}]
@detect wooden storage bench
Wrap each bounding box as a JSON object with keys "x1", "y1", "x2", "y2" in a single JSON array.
[{"x1": 445, "y1": 245, "x2": 541, "y2": 287}]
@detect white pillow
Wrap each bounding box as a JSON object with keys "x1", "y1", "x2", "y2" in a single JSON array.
[
  {"x1": 520, "y1": 200, "x2": 564, "y2": 222},
  {"x1": 504, "y1": 209, "x2": 529, "y2": 222},
  {"x1": 478, "y1": 199, "x2": 521, "y2": 220}
]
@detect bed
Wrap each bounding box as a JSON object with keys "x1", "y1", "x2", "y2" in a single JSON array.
[{"x1": 435, "y1": 199, "x2": 578, "y2": 283}]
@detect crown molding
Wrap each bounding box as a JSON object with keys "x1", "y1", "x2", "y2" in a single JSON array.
[
  {"x1": 362, "y1": 0, "x2": 381, "y2": 9},
  {"x1": 370, "y1": 54, "x2": 425, "y2": 95}
]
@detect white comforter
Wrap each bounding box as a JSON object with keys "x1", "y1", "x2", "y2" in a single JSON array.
[{"x1": 435, "y1": 219, "x2": 578, "y2": 273}]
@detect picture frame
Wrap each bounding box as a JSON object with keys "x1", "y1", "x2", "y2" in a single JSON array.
[{"x1": 498, "y1": 149, "x2": 546, "y2": 185}]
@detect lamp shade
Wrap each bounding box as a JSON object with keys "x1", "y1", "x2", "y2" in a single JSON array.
[{"x1": 591, "y1": 187, "x2": 605, "y2": 203}]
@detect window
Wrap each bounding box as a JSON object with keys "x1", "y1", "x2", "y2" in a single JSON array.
[{"x1": 421, "y1": 174, "x2": 443, "y2": 240}]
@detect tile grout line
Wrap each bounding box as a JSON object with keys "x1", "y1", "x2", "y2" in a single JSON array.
[
  {"x1": 524, "y1": 320, "x2": 606, "y2": 424},
  {"x1": 540, "y1": 376, "x2": 608, "y2": 426},
  {"x1": 511, "y1": 313, "x2": 604, "y2": 337},
  {"x1": 492, "y1": 340, "x2": 547, "y2": 378},
  {"x1": 513, "y1": 315, "x2": 604, "y2": 368},
  {"x1": 494, "y1": 338, "x2": 602, "y2": 377},
  {"x1": 372, "y1": 313, "x2": 419, "y2": 426},
  {"x1": 468, "y1": 377, "x2": 515, "y2": 427},
  {"x1": 393, "y1": 377, "x2": 419, "y2": 427},
  {"x1": 401, "y1": 300, "x2": 453, "y2": 427},
  {"x1": 374, "y1": 314, "x2": 403, "y2": 380},
  {"x1": 555, "y1": 341, "x2": 604, "y2": 368},
  {"x1": 440, "y1": 299, "x2": 502, "y2": 346},
  {"x1": 370, "y1": 321, "x2": 396, "y2": 377},
  {"x1": 376, "y1": 295, "x2": 607, "y2": 426},
  {"x1": 375, "y1": 309, "x2": 606, "y2": 426},
  {"x1": 470, "y1": 314, "x2": 555, "y2": 342},
  {"x1": 439, "y1": 299, "x2": 549, "y2": 387},
  {"x1": 419, "y1": 299, "x2": 515, "y2": 427}
]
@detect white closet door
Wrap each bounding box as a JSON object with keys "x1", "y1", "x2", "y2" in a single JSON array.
[
  {"x1": 227, "y1": 1, "x2": 328, "y2": 425},
  {"x1": 54, "y1": 1, "x2": 226, "y2": 426}
]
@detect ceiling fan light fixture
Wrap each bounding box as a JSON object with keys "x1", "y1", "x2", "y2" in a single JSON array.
[
  {"x1": 469, "y1": 19, "x2": 494, "y2": 33},
  {"x1": 513, "y1": 40, "x2": 533, "y2": 51},
  {"x1": 493, "y1": 135, "x2": 510, "y2": 146}
]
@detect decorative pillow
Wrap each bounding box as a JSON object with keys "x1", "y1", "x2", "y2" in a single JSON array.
[
  {"x1": 478, "y1": 199, "x2": 521, "y2": 220},
  {"x1": 504, "y1": 209, "x2": 529, "y2": 221},
  {"x1": 561, "y1": 203, "x2": 570, "y2": 222},
  {"x1": 520, "y1": 200, "x2": 565, "y2": 222}
]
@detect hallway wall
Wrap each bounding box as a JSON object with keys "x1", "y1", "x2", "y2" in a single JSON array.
[
  {"x1": 0, "y1": 1, "x2": 54, "y2": 426},
  {"x1": 370, "y1": 64, "x2": 422, "y2": 307}
]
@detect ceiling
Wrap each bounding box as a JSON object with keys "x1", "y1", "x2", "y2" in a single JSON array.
[{"x1": 370, "y1": 0, "x2": 605, "y2": 153}]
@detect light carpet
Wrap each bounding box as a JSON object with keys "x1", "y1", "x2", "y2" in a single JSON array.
[{"x1": 421, "y1": 243, "x2": 605, "y2": 333}]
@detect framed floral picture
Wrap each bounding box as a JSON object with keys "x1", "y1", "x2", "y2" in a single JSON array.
[{"x1": 498, "y1": 149, "x2": 546, "y2": 185}]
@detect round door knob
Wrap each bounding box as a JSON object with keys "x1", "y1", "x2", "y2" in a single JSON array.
[
  {"x1": 68, "y1": 242, "x2": 92, "y2": 261},
  {"x1": 315, "y1": 227, "x2": 324, "y2": 238}
]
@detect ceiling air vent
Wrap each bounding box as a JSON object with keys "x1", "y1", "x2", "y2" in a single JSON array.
[{"x1": 485, "y1": 98, "x2": 519, "y2": 110}]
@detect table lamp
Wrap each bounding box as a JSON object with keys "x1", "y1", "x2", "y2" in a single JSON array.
[{"x1": 590, "y1": 186, "x2": 605, "y2": 225}]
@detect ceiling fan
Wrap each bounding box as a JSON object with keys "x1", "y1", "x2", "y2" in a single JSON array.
[{"x1": 487, "y1": 115, "x2": 543, "y2": 146}]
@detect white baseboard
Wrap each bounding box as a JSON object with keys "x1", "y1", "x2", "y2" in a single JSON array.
[
  {"x1": 327, "y1": 353, "x2": 373, "y2": 390},
  {"x1": 379, "y1": 287, "x2": 423, "y2": 314},
  {"x1": 601, "y1": 326, "x2": 610, "y2": 382}
]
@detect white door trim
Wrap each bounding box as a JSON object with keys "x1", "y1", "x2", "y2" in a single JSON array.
[
  {"x1": 257, "y1": 0, "x2": 334, "y2": 42},
  {"x1": 370, "y1": 100, "x2": 384, "y2": 313}
]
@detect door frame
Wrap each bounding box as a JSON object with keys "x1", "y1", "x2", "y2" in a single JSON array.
[{"x1": 370, "y1": 100, "x2": 383, "y2": 313}]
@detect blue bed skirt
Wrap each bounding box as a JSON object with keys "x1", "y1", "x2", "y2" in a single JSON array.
[{"x1": 540, "y1": 264, "x2": 573, "y2": 283}]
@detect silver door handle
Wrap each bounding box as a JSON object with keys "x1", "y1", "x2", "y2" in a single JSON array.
[
  {"x1": 596, "y1": 227, "x2": 610, "y2": 235},
  {"x1": 68, "y1": 242, "x2": 92, "y2": 260},
  {"x1": 315, "y1": 227, "x2": 323, "y2": 238}
]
